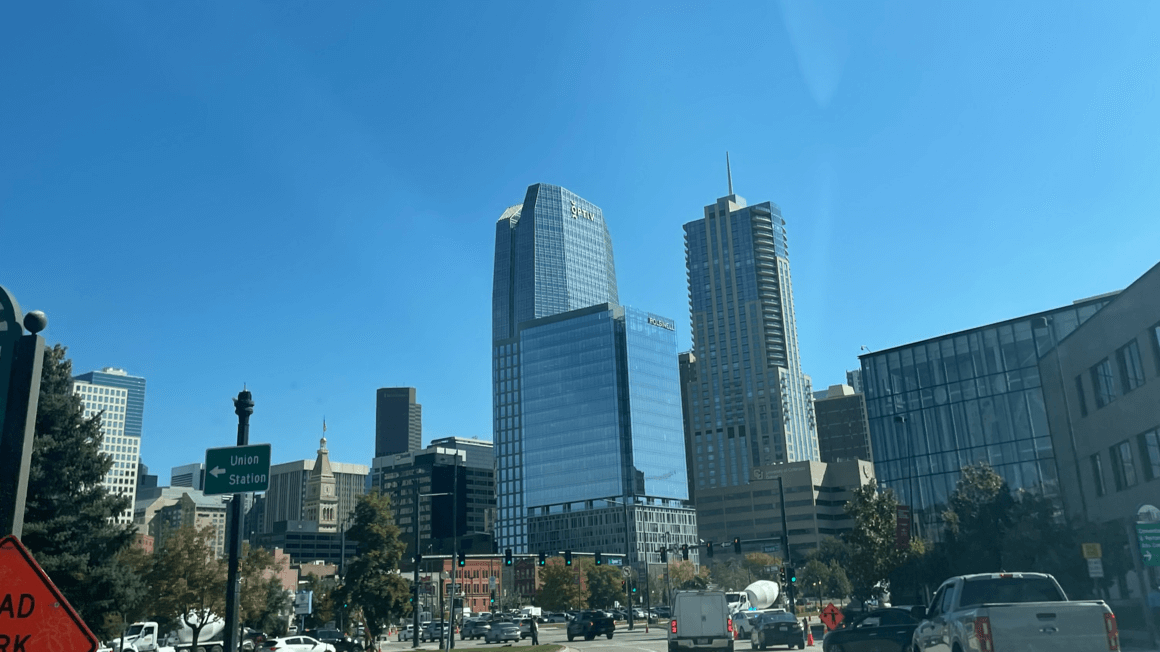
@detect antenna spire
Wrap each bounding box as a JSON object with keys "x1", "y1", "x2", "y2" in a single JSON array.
[{"x1": 726, "y1": 151, "x2": 733, "y2": 195}]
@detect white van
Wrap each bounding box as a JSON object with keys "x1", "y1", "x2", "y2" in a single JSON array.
[{"x1": 668, "y1": 590, "x2": 734, "y2": 652}]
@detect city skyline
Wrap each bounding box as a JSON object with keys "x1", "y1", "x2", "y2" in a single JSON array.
[{"x1": 4, "y1": 2, "x2": 1159, "y2": 480}]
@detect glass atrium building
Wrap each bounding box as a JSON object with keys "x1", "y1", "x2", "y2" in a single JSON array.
[
  {"x1": 683, "y1": 191, "x2": 819, "y2": 499},
  {"x1": 858, "y1": 295, "x2": 1115, "y2": 536},
  {"x1": 492, "y1": 184, "x2": 696, "y2": 562}
]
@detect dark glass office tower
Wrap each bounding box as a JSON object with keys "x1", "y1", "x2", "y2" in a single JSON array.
[
  {"x1": 492, "y1": 184, "x2": 697, "y2": 563},
  {"x1": 74, "y1": 367, "x2": 146, "y2": 440},
  {"x1": 375, "y1": 387, "x2": 422, "y2": 457},
  {"x1": 683, "y1": 188, "x2": 819, "y2": 494}
]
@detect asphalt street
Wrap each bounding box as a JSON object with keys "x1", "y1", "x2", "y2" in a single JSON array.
[{"x1": 379, "y1": 622, "x2": 825, "y2": 652}]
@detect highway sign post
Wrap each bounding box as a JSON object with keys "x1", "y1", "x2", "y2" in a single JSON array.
[
  {"x1": 0, "y1": 535, "x2": 99, "y2": 652},
  {"x1": 1086, "y1": 558, "x2": 1104, "y2": 578},
  {"x1": 204, "y1": 443, "x2": 271, "y2": 495}
]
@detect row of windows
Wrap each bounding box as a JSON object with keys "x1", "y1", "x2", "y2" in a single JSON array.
[
  {"x1": 1091, "y1": 428, "x2": 1160, "y2": 496},
  {"x1": 1077, "y1": 336, "x2": 1150, "y2": 414}
]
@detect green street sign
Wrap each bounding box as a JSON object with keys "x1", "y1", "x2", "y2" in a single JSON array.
[
  {"x1": 1137, "y1": 521, "x2": 1160, "y2": 567},
  {"x1": 204, "y1": 443, "x2": 271, "y2": 495}
]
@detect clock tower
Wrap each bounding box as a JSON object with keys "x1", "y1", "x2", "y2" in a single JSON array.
[{"x1": 305, "y1": 435, "x2": 338, "y2": 532}]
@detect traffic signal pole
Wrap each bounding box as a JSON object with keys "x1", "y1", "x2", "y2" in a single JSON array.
[{"x1": 777, "y1": 476, "x2": 795, "y2": 615}]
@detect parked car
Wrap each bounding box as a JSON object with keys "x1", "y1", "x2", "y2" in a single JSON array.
[
  {"x1": 518, "y1": 618, "x2": 535, "y2": 639},
  {"x1": 750, "y1": 611, "x2": 806, "y2": 650},
  {"x1": 483, "y1": 623, "x2": 521, "y2": 644},
  {"x1": 822, "y1": 608, "x2": 920, "y2": 652},
  {"x1": 546, "y1": 613, "x2": 569, "y2": 624},
  {"x1": 460, "y1": 619, "x2": 491, "y2": 641},
  {"x1": 567, "y1": 610, "x2": 615, "y2": 642},
  {"x1": 261, "y1": 637, "x2": 334, "y2": 652}
]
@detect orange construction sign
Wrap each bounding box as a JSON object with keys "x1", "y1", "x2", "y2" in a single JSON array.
[
  {"x1": 0, "y1": 535, "x2": 99, "y2": 652},
  {"x1": 819, "y1": 603, "x2": 844, "y2": 631}
]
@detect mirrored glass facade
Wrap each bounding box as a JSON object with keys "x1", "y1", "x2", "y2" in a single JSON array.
[
  {"x1": 492, "y1": 184, "x2": 694, "y2": 559},
  {"x1": 684, "y1": 193, "x2": 819, "y2": 499},
  {"x1": 859, "y1": 296, "x2": 1113, "y2": 536}
]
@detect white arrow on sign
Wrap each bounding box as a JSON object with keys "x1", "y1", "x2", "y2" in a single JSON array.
[
  {"x1": 1145, "y1": 550, "x2": 1153, "y2": 562},
  {"x1": 209, "y1": 466, "x2": 226, "y2": 478}
]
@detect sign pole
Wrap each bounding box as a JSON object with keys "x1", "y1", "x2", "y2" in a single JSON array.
[
  {"x1": 223, "y1": 389, "x2": 254, "y2": 652},
  {"x1": 0, "y1": 287, "x2": 46, "y2": 539}
]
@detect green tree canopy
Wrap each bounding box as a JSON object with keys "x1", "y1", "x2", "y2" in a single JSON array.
[
  {"x1": 22, "y1": 344, "x2": 147, "y2": 640},
  {"x1": 584, "y1": 563, "x2": 626, "y2": 609},
  {"x1": 843, "y1": 480, "x2": 915, "y2": 603},
  {"x1": 668, "y1": 560, "x2": 710, "y2": 590},
  {"x1": 147, "y1": 524, "x2": 227, "y2": 649},
  {"x1": 535, "y1": 560, "x2": 586, "y2": 612},
  {"x1": 341, "y1": 490, "x2": 409, "y2": 636},
  {"x1": 940, "y1": 462, "x2": 1014, "y2": 575}
]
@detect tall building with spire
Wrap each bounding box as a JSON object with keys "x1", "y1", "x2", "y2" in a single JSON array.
[
  {"x1": 683, "y1": 158, "x2": 819, "y2": 495},
  {"x1": 492, "y1": 183, "x2": 697, "y2": 567}
]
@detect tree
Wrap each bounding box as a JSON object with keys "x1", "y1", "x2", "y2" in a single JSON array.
[
  {"x1": 707, "y1": 560, "x2": 751, "y2": 591},
  {"x1": 535, "y1": 560, "x2": 586, "y2": 612},
  {"x1": 668, "y1": 560, "x2": 710, "y2": 590},
  {"x1": 584, "y1": 563, "x2": 625, "y2": 609},
  {"x1": 302, "y1": 574, "x2": 335, "y2": 629},
  {"x1": 742, "y1": 552, "x2": 781, "y2": 582},
  {"x1": 148, "y1": 524, "x2": 227, "y2": 651},
  {"x1": 341, "y1": 490, "x2": 410, "y2": 637},
  {"x1": 843, "y1": 480, "x2": 915, "y2": 603},
  {"x1": 940, "y1": 462, "x2": 1014, "y2": 576},
  {"x1": 239, "y1": 545, "x2": 286, "y2": 629},
  {"x1": 810, "y1": 537, "x2": 852, "y2": 569},
  {"x1": 255, "y1": 580, "x2": 292, "y2": 637},
  {"x1": 21, "y1": 344, "x2": 148, "y2": 640},
  {"x1": 823, "y1": 560, "x2": 852, "y2": 600},
  {"x1": 799, "y1": 559, "x2": 830, "y2": 601}
]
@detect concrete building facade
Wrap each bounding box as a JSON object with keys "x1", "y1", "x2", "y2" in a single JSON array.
[
  {"x1": 814, "y1": 384, "x2": 873, "y2": 463},
  {"x1": 262, "y1": 458, "x2": 368, "y2": 535}
]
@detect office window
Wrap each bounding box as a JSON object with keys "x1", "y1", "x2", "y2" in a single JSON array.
[
  {"x1": 1074, "y1": 375, "x2": 1088, "y2": 417},
  {"x1": 1117, "y1": 440, "x2": 1138, "y2": 489},
  {"x1": 1089, "y1": 453, "x2": 1106, "y2": 496},
  {"x1": 1090, "y1": 359, "x2": 1117, "y2": 408},
  {"x1": 1140, "y1": 430, "x2": 1160, "y2": 482},
  {"x1": 1152, "y1": 323, "x2": 1160, "y2": 372},
  {"x1": 1116, "y1": 340, "x2": 1146, "y2": 393}
]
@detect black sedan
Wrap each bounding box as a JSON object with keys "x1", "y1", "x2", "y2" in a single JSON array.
[
  {"x1": 821, "y1": 608, "x2": 920, "y2": 652},
  {"x1": 750, "y1": 612, "x2": 806, "y2": 650}
]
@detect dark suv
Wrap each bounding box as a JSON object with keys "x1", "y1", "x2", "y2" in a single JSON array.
[
  {"x1": 305, "y1": 630, "x2": 354, "y2": 652},
  {"x1": 566, "y1": 611, "x2": 615, "y2": 641}
]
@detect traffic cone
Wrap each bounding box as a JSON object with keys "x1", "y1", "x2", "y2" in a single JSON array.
[{"x1": 806, "y1": 618, "x2": 814, "y2": 646}]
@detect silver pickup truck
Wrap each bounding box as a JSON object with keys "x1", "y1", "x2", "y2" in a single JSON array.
[{"x1": 912, "y1": 572, "x2": 1118, "y2": 652}]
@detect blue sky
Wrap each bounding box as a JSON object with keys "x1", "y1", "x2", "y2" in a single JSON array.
[{"x1": 3, "y1": 2, "x2": 1158, "y2": 481}]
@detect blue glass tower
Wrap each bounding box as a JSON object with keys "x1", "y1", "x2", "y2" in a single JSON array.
[{"x1": 493, "y1": 184, "x2": 697, "y2": 565}]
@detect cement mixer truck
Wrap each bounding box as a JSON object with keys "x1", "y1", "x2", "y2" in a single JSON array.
[{"x1": 731, "y1": 580, "x2": 784, "y2": 639}]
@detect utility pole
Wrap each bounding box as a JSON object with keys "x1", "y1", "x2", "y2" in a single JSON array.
[{"x1": 223, "y1": 389, "x2": 254, "y2": 652}]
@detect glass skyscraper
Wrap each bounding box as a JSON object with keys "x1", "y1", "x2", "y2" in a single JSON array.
[
  {"x1": 683, "y1": 190, "x2": 819, "y2": 498},
  {"x1": 492, "y1": 184, "x2": 697, "y2": 564},
  {"x1": 858, "y1": 295, "x2": 1114, "y2": 536}
]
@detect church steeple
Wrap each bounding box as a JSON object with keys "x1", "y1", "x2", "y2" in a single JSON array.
[{"x1": 305, "y1": 423, "x2": 339, "y2": 532}]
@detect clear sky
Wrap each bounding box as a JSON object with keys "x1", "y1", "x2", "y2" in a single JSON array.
[{"x1": 3, "y1": 2, "x2": 1158, "y2": 482}]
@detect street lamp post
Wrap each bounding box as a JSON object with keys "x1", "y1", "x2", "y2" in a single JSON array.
[
  {"x1": 603, "y1": 498, "x2": 635, "y2": 631},
  {"x1": 418, "y1": 484, "x2": 452, "y2": 650}
]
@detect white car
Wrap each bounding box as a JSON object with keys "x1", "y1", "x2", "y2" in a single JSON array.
[{"x1": 261, "y1": 637, "x2": 334, "y2": 652}]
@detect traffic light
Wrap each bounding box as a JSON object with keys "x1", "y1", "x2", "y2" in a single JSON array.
[
  {"x1": 706, "y1": 541, "x2": 714, "y2": 558},
  {"x1": 505, "y1": 548, "x2": 513, "y2": 566},
  {"x1": 733, "y1": 537, "x2": 741, "y2": 554},
  {"x1": 778, "y1": 567, "x2": 786, "y2": 584},
  {"x1": 620, "y1": 580, "x2": 626, "y2": 591},
  {"x1": 564, "y1": 550, "x2": 573, "y2": 566},
  {"x1": 595, "y1": 552, "x2": 603, "y2": 565},
  {"x1": 538, "y1": 551, "x2": 546, "y2": 566},
  {"x1": 489, "y1": 590, "x2": 495, "y2": 605},
  {"x1": 787, "y1": 566, "x2": 797, "y2": 584},
  {"x1": 660, "y1": 547, "x2": 668, "y2": 563},
  {"x1": 631, "y1": 585, "x2": 637, "y2": 594},
  {"x1": 680, "y1": 544, "x2": 689, "y2": 561},
  {"x1": 458, "y1": 551, "x2": 466, "y2": 567},
  {"x1": 413, "y1": 552, "x2": 423, "y2": 565}
]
